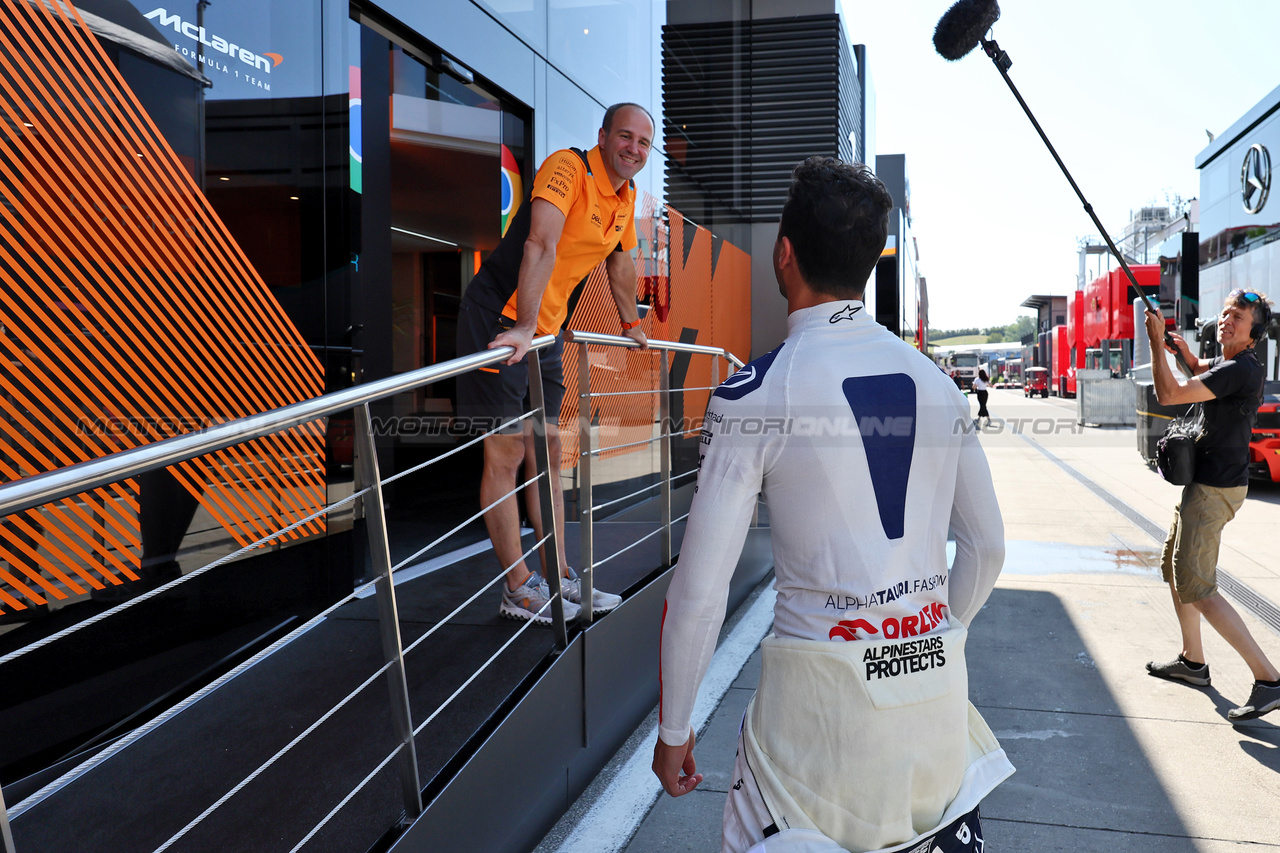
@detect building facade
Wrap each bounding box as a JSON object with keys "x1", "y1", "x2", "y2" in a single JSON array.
[
  {"x1": 1196, "y1": 82, "x2": 1280, "y2": 379},
  {"x1": 0, "y1": 0, "x2": 766, "y2": 805},
  {"x1": 662, "y1": 0, "x2": 872, "y2": 357}
]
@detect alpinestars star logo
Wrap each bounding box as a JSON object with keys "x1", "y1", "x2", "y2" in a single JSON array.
[{"x1": 829, "y1": 304, "x2": 862, "y2": 323}]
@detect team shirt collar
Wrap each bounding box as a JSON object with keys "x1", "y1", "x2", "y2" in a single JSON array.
[
  {"x1": 587, "y1": 145, "x2": 631, "y2": 201},
  {"x1": 787, "y1": 299, "x2": 868, "y2": 335}
]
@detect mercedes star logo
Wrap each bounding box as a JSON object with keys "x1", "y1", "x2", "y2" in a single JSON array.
[{"x1": 1241, "y1": 143, "x2": 1271, "y2": 214}]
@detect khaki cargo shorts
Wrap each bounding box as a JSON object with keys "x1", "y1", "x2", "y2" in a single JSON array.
[{"x1": 1160, "y1": 482, "x2": 1248, "y2": 604}]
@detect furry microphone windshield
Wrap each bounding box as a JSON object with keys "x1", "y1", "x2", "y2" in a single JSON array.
[{"x1": 933, "y1": 0, "x2": 1001, "y2": 60}]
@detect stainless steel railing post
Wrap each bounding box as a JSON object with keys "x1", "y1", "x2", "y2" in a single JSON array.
[
  {"x1": 659, "y1": 350, "x2": 672, "y2": 566},
  {"x1": 353, "y1": 404, "x2": 423, "y2": 821},
  {"x1": 528, "y1": 349, "x2": 570, "y2": 650},
  {"x1": 576, "y1": 344, "x2": 595, "y2": 626},
  {"x1": 1, "y1": 783, "x2": 16, "y2": 853}
]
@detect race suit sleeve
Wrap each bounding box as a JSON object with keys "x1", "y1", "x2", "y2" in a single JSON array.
[
  {"x1": 945, "y1": 427, "x2": 1004, "y2": 627},
  {"x1": 657, "y1": 402, "x2": 766, "y2": 747}
]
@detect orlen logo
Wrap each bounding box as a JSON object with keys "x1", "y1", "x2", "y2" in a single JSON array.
[
  {"x1": 145, "y1": 9, "x2": 283, "y2": 74},
  {"x1": 829, "y1": 601, "x2": 948, "y2": 641}
]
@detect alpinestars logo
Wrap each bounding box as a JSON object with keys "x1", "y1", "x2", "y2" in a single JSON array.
[
  {"x1": 862, "y1": 636, "x2": 945, "y2": 680},
  {"x1": 829, "y1": 304, "x2": 862, "y2": 323},
  {"x1": 146, "y1": 9, "x2": 283, "y2": 76}
]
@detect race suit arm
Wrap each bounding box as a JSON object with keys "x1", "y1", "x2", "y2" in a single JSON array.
[
  {"x1": 945, "y1": 428, "x2": 1004, "y2": 627},
  {"x1": 658, "y1": 406, "x2": 765, "y2": 746}
]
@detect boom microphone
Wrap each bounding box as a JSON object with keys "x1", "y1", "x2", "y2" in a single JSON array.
[
  {"x1": 933, "y1": 0, "x2": 1000, "y2": 61},
  {"x1": 932, "y1": 0, "x2": 1191, "y2": 373}
]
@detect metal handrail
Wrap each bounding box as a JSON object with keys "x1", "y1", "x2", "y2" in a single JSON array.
[
  {"x1": 564, "y1": 329, "x2": 746, "y2": 370},
  {"x1": 0, "y1": 338, "x2": 558, "y2": 518},
  {"x1": 571, "y1": 330, "x2": 742, "y2": 623},
  {"x1": 0, "y1": 337, "x2": 562, "y2": 848},
  {"x1": 0, "y1": 329, "x2": 743, "y2": 852},
  {"x1": 576, "y1": 388, "x2": 660, "y2": 399},
  {"x1": 588, "y1": 434, "x2": 664, "y2": 456}
]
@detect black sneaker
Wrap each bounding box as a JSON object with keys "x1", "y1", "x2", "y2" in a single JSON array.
[
  {"x1": 1227, "y1": 681, "x2": 1280, "y2": 722},
  {"x1": 1146, "y1": 655, "x2": 1211, "y2": 687}
]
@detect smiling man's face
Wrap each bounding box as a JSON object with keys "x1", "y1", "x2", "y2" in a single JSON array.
[{"x1": 598, "y1": 106, "x2": 653, "y2": 189}]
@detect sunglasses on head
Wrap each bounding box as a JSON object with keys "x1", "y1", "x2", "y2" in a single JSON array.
[{"x1": 1229, "y1": 289, "x2": 1262, "y2": 303}]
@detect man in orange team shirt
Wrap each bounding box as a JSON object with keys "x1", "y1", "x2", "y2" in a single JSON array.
[{"x1": 456, "y1": 103, "x2": 652, "y2": 624}]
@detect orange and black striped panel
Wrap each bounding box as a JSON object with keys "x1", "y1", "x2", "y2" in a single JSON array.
[
  {"x1": 559, "y1": 194, "x2": 751, "y2": 470},
  {"x1": 0, "y1": 0, "x2": 325, "y2": 615}
]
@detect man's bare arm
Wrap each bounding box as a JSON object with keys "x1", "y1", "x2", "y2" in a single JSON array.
[
  {"x1": 490, "y1": 198, "x2": 567, "y2": 365},
  {"x1": 1145, "y1": 310, "x2": 1217, "y2": 406},
  {"x1": 605, "y1": 249, "x2": 648, "y2": 349}
]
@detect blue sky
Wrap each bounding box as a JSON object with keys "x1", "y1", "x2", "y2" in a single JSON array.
[{"x1": 839, "y1": 0, "x2": 1280, "y2": 329}]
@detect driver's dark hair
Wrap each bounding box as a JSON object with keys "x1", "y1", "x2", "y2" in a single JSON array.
[
  {"x1": 602, "y1": 102, "x2": 654, "y2": 135},
  {"x1": 778, "y1": 156, "x2": 894, "y2": 299}
]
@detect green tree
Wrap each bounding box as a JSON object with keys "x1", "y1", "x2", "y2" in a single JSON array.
[{"x1": 1004, "y1": 315, "x2": 1035, "y2": 342}]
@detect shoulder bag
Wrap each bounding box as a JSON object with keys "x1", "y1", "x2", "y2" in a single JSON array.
[{"x1": 1155, "y1": 404, "x2": 1203, "y2": 486}]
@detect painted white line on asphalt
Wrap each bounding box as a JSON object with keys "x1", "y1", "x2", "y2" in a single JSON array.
[{"x1": 551, "y1": 584, "x2": 778, "y2": 853}]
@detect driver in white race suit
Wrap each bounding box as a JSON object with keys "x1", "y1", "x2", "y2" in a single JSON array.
[{"x1": 653, "y1": 157, "x2": 1013, "y2": 853}]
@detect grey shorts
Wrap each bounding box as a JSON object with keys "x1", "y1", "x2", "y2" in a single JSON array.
[
  {"x1": 1160, "y1": 482, "x2": 1248, "y2": 603},
  {"x1": 455, "y1": 299, "x2": 565, "y2": 435}
]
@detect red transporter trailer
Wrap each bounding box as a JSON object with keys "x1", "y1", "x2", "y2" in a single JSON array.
[
  {"x1": 1065, "y1": 291, "x2": 1086, "y2": 395},
  {"x1": 1049, "y1": 325, "x2": 1072, "y2": 397},
  {"x1": 1081, "y1": 264, "x2": 1160, "y2": 370}
]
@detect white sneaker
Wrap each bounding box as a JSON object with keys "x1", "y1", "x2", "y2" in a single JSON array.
[
  {"x1": 499, "y1": 573, "x2": 581, "y2": 625},
  {"x1": 561, "y1": 569, "x2": 622, "y2": 615}
]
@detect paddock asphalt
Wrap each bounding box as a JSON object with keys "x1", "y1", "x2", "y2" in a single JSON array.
[{"x1": 537, "y1": 388, "x2": 1280, "y2": 853}]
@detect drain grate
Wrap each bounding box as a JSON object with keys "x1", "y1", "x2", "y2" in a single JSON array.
[{"x1": 1021, "y1": 436, "x2": 1280, "y2": 639}]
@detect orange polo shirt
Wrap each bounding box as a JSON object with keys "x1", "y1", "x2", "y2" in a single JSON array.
[{"x1": 501, "y1": 145, "x2": 638, "y2": 335}]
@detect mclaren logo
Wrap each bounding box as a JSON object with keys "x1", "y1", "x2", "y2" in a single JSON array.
[
  {"x1": 1242, "y1": 143, "x2": 1270, "y2": 215},
  {"x1": 146, "y1": 9, "x2": 282, "y2": 75},
  {"x1": 829, "y1": 304, "x2": 862, "y2": 324}
]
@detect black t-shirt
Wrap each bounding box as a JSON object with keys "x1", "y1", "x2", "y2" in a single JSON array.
[{"x1": 1195, "y1": 348, "x2": 1264, "y2": 487}]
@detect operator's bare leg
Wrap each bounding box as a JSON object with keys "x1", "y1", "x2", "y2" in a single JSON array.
[
  {"x1": 1169, "y1": 579, "x2": 1206, "y2": 664},
  {"x1": 522, "y1": 420, "x2": 569, "y2": 576},
  {"x1": 481, "y1": 432, "x2": 535, "y2": 591},
  {"x1": 1193, "y1": 592, "x2": 1280, "y2": 682}
]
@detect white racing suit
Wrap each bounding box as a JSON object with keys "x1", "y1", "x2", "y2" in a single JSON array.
[{"x1": 659, "y1": 301, "x2": 1012, "y2": 852}]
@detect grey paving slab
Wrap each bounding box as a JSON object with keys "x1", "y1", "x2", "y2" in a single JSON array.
[
  {"x1": 981, "y1": 818, "x2": 1276, "y2": 851},
  {"x1": 548, "y1": 393, "x2": 1280, "y2": 853},
  {"x1": 979, "y1": 704, "x2": 1193, "y2": 838},
  {"x1": 622, "y1": 786, "x2": 726, "y2": 853},
  {"x1": 693, "y1": 686, "x2": 751, "y2": 793},
  {"x1": 731, "y1": 647, "x2": 761, "y2": 690}
]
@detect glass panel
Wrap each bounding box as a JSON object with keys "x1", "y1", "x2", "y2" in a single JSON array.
[
  {"x1": 546, "y1": 66, "x2": 602, "y2": 154},
  {"x1": 0, "y1": 0, "x2": 349, "y2": 795},
  {"x1": 547, "y1": 0, "x2": 649, "y2": 107},
  {"x1": 472, "y1": 0, "x2": 547, "y2": 53}
]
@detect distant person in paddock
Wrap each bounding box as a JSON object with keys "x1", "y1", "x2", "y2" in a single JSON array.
[{"x1": 973, "y1": 368, "x2": 992, "y2": 429}]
